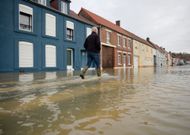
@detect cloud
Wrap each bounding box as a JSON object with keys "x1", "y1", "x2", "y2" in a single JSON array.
[{"x1": 71, "y1": 0, "x2": 190, "y2": 53}]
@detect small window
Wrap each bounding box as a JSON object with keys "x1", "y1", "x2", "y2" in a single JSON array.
[
  {"x1": 61, "y1": 1, "x2": 68, "y2": 14},
  {"x1": 19, "y1": 4, "x2": 33, "y2": 32},
  {"x1": 117, "y1": 35, "x2": 122, "y2": 46},
  {"x1": 127, "y1": 38, "x2": 132, "y2": 50},
  {"x1": 66, "y1": 28, "x2": 74, "y2": 40},
  {"x1": 66, "y1": 21, "x2": 74, "y2": 41},
  {"x1": 123, "y1": 38, "x2": 127, "y2": 48},
  {"x1": 38, "y1": 0, "x2": 46, "y2": 6},
  {"x1": 86, "y1": 27, "x2": 92, "y2": 37},
  {"x1": 45, "y1": 13, "x2": 56, "y2": 37},
  {"x1": 106, "y1": 31, "x2": 111, "y2": 44}
]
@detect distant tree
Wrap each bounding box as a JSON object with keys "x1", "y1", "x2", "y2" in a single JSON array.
[{"x1": 172, "y1": 52, "x2": 190, "y2": 61}]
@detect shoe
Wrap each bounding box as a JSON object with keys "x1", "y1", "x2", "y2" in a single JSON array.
[
  {"x1": 80, "y1": 74, "x2": 84, "y2": 79},
  {"x1": 96, "y1": 68, "x2": 101, "y2": 77}
]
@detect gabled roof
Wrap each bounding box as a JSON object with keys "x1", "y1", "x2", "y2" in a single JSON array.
[
  {"x1": 79, "y1": 8, "x2": 155, "y2": 49},
  {"x1": 79, "y1": 8, "x2": 130, "y2": 36},
  {"x1": 69, "y1": 10, "x2": 95, "y2": 26},
  {"x1": 128, "y1": 32, "x2": 155, "y2": 48}
]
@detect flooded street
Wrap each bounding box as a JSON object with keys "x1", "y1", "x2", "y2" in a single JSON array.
[{"x1": 0, "y1": 66, "x2": 190, "y2": 135}]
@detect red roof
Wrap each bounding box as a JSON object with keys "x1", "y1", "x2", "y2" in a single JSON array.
[
  {"x1": 79, "y1": 8, "x2": 155, "y2": 48},
  {"x1": 79, "y1": 8, "x2": 130, "y2": 36},
  {"x1": 69, "y1": 10, "x2": 95, "y2": 26}
]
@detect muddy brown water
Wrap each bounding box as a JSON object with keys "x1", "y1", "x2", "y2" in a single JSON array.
[{"x1": 0, "y1": 66, "x2": 190, "y2": 135}]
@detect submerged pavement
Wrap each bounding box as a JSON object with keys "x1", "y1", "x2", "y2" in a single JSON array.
[{"x1": 0, "y1": 66, "x2": 190, "y2": 135}]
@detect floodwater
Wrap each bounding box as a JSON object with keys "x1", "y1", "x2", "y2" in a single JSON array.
[{"x1": 0, "y1": 66, "x2": 190, "y2": 135}]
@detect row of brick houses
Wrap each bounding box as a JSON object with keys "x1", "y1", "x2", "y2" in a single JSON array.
[
  {"x1": 78, "y1": 8, "x2": 172, "y2": 69},
  {"x1": 79, "y1": 8, "x2": 134, "y2": 69},
  {"x1": 0, "y1": 0, "x2": 172, "y2": 72}
]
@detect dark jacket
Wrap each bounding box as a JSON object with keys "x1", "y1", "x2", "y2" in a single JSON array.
[{"x1": 84, "y1": 32, "x2": 101, "y2": 53}]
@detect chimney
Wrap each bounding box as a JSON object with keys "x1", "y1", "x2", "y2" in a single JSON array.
[
  {"x1": 116, "y1": 20, "x2": 120, "y2": 26},
  {"x1": 146, "y1": 37, "x2": 150, "y2": 42}
]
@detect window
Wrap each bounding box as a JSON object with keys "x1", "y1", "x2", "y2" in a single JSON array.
[
  {"x1": 118, "y1": 53, "x2": 122, "y2": 65},
  {"x1": 19, "y1": 4, "x2": 33, "y2": 32},
  {"x1": 128, "y1": 54, "x2": 131, "y2": 65},
  {"x1": 45, "y1": 45, "x2": 56, "y2": 67},
  {"x1": 86, "y1": 27, "x2": 92, "y2": 37},
  {"x1": 123, "y1": 37, "x2": 127, "y2": 48},
  {"x1": 38, "y1": 0, "x2": 46, "y2": 6},
  {"x1": 61, "y1": 1, "x2": 68, "y2": 14},
  {"x1": 106, "y1": 31, "x2": 111, "y2": 44},
  {"x1": 66, "y1": 21, "x2": 74, "y2": 41},
  {"x1": 66, "y1": 29, "x2": 73, "y2": 40},
  {"x1": 127, "y1": 38, "x2": 132, "y2": 50},
  {"x1": 67, "y1": 49, "x2": 74, "y2": 70},
  {"x1": 123, "y1": 54, "x2": 127, "y2": 66},
  {"x1": 117, "y1": 35, "x2": 122, "y2": 46},
  {"x1": 19, "y1": 41, "x2": 33, "y2": 68},
  {"x1": 45, "y1": 13, "x2": 56, "y2": 37}
]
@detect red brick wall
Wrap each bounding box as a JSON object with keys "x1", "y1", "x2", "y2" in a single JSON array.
[
  {"x1": 100, "y1": 28, "x2": 106, "y2": 43},
  {"x1": 50, "y1": 0, "x2": 58, "y2": 10},
  {"x1": 100, "y1": 27, "x2": 134, "y2": 68}
]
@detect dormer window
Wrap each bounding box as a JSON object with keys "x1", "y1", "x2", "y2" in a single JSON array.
[
  {"x1": 37, "y1": 0, "x2": 46, "y2": 6},
  {"x1": 61, "y1": 1, "x2": 68, "y2": 14}
]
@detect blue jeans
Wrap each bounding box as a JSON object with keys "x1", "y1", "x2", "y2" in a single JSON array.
[{"x1": 86, "y1": 52, "x2": 100, "y2": 68}]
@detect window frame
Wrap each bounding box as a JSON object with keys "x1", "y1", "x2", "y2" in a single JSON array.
[
  {"x1": 66, "y1": 28, "x2": 74, "y2": 41},
  {"x1": 45, "y1": 45, "x2": 57, "y2": 68},
  {"x1": 118, "y1": 53, "x2": 122, "y2": 65},
  {"x1": 123, "y1": 37, "x2": 127, "y2": 48},
  {"x1": 128, "y1": 54, "x2": 131, "y2": 65},
  {"x1": 45, "y1": 13, "x2": 56, "y2": 37},
  {"x1": 66, "y1": 21, "x2": 74, "y2": 41},
  {"x1": 127, "y1": 38, "x2": 132, "y2": 50},
  {"x1": 117, "y1": 34, "x2": 122, "y2": 46},
  {"x1": 19, "y1": 4, "x2": 33, "y2": 32},
  {"x1": 106, "y1": 31, "x2": 111, "y2": 44},
  {"x1": 18, "y1": 41, "x2": 34, "y2": 68}
]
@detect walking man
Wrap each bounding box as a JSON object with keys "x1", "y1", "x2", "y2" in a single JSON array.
[{"x1": 80, "y1": 26, "x2": 101, "y2": 79}]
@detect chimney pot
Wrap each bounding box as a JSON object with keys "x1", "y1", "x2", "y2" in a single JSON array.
[{"x1": 116, "y1": 20, "x2": 120, "y2": 26}]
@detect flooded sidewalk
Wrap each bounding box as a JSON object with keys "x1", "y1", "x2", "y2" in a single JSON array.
[{"x1": 0, "y1": 66, "x2": 190, "y2": 135}]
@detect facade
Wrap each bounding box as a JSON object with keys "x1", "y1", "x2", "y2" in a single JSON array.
[
  {"x1": 79, "y1": 8, "x2": 133, "y2": 69},
  {"x1": 155, "y1": 45, "x2": 167, "y2": 67},
  {"x1": 0, "y1": 0, "x2": 94, "y2": 72},
  {"x1": 0, "y1": 0, "x2": 173, "y2": 72},
  {"x1": 132, "y1": 36, "x2": 155, "y2": 68},
  {"x1": 147, "y1": 39, "x2": 168, "y2": 67}
]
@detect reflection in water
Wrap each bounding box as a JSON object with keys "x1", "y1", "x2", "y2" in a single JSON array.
[{"x1": 0, "y1": 65, "x2": 190, "y2": 135}]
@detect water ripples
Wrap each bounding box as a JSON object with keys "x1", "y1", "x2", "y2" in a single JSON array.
[{"x1": 1, "y1": 66, "x2": 190, "y2": 135}]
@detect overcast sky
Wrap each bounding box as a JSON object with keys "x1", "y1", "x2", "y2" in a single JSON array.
[{"x1": 71, "y1": 0, "x2": 190, "y2": 53}]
